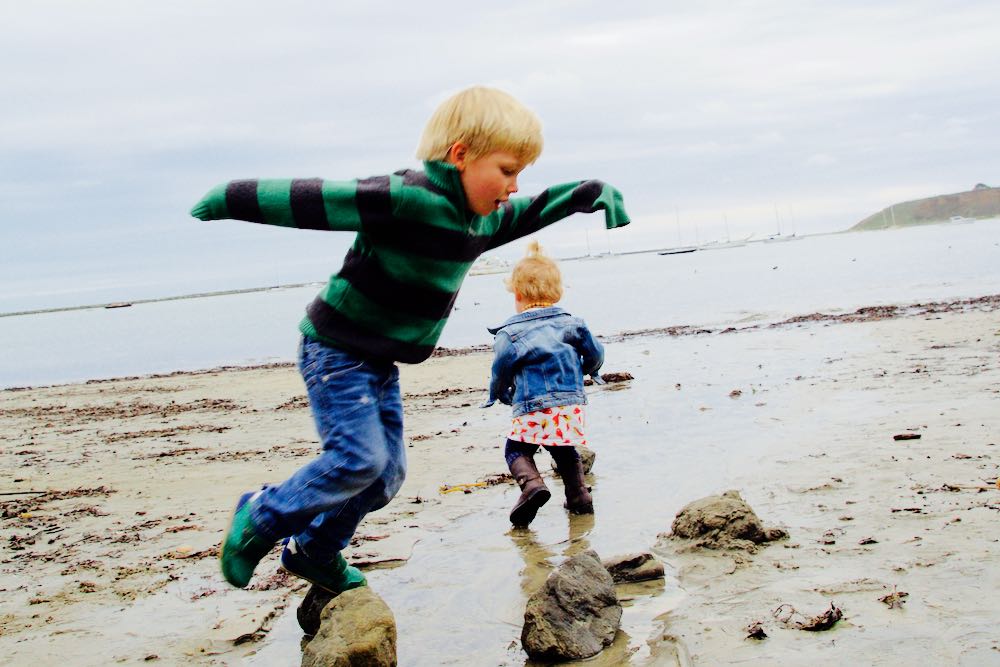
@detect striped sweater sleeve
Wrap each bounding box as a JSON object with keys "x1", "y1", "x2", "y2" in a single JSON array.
[
  {"x1": 190, "y1": 178, "x2": 363, "y2": 232},
  {"x1": 486, "y1": 180, "x2": 630, "y2": 250}
]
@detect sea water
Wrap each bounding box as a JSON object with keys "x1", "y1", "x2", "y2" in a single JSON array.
[{"x1": 1, "y1": 220, "x2": 998, "y2": 389}]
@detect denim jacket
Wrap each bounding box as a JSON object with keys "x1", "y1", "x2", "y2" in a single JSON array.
[{"x1": 483, "y1": 306, "x2": 604, "y2": 417}]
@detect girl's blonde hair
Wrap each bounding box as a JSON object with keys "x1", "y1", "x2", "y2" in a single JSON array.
[
  {"x1": 416, "y1": 86, "x2": 543, "y2": 164},
  {"x1": 506, "y1": 241, "x2": 563, "y2": 304}
]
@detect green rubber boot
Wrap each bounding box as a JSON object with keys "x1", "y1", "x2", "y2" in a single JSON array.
[
  {"x1": 220, "y1": 491, "x2": 274, "y2": 588},
  {"x1": 281, "y1": 538, "x2": 367, "y2": 594}
]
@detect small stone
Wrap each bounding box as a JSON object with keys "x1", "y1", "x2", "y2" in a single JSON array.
[
  {"x1": 602, "y1": 552, "x2": 665, "y2": 583},
  {"x1": 745, "y1": 620, "x2": 767, "y2": 640}
]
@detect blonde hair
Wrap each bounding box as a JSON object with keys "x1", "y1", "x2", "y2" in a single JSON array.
[
  {"x1": 506, "y1": 241, "x2": 563, "y2": 304},
  {"x1": 416, "y1": 86, "x2": 543, "y2": 164}
]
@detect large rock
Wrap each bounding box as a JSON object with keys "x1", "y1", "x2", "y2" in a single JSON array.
[
  {"x1": 668, "y1": 489, "x2": 787, "y2": 552},
  {"x1": 301, "y1": 587, "x2": 397, "y2": 667},
  {"x1": 521, "y1": 549, "x2": 622, "y2": 661}
]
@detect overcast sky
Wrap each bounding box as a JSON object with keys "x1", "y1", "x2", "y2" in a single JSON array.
[{"x1": 2, "y1": 1, "x2": 998, "y2": 309}]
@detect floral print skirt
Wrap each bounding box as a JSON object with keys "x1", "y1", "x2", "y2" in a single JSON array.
[{"x1": 508, "y1": 404, "x2": 587, "y2": 447}]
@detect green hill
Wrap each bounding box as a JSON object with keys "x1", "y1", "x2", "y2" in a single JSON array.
[{"x1": 850, "y1": 183, "x2": 1000, "y2": 231}]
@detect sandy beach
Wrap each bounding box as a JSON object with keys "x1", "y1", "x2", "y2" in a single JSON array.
[{"x1": 2, "y1": 295, "x2": 999, "y2": 665}]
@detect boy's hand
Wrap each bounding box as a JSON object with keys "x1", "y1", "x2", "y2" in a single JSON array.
[
  {"x1": 190, "y1": 184, "x2": 228, "y2": 220},
  {"x1": 592, "y1": 182, "x2": 630, "y2": 230}
]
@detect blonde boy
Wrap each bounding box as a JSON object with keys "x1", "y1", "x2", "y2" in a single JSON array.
[{"x1": 191, "y1": 86, "x2": 630, "y2": 600}]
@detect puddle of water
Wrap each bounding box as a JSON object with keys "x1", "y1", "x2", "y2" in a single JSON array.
[
  {"x1": 248, "y1": 324, "x2": 876, "y2": 665},
  {"x1": 250, "y1": 505, "x2": 686, "y2": 666}
]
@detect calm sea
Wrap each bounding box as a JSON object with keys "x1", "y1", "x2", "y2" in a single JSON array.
[{"x1": 2, "y1": 220, "x2": 998, "y2": 389}]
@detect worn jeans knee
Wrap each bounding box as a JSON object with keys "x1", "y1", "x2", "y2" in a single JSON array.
[{"x1": 250, "y1": 338, "x2": 404, "y2": 549}]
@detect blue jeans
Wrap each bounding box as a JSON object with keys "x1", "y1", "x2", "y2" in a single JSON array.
[{"x1": 250, "y1": 337, "x2": 406, "y2": 563}]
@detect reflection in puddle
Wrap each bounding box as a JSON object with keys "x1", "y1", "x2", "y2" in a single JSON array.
[
  {"x1": 510, "y1": 512, "x2": 595, "y2": 599},
  {"x1": 251, "y1": 327, "x2": 859, "y2": 665},
  {"x1": 252, "y1": 489, "x2": 683, "y2": 665}
]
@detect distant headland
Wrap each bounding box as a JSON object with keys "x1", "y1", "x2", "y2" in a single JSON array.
[{"x1": 850, "y1": 183, "x2": 1000, "y2": 231}]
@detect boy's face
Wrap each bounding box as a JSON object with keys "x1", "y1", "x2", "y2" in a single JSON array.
[{"x1": 449, "y1": 145, "x2": 525, "y2": 216}]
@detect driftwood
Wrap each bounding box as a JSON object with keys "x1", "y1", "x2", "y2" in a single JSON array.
[{"x1": 772, "y1": 602, "x2": 843, "y2": 631}]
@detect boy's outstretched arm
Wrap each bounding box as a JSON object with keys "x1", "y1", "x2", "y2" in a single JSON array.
[
  {"x1": 486, "y1": 180, "x2": 629, "y2": 250},
  {"x1": 190, "y1": 178, "x2": 367, "y2": 232}
]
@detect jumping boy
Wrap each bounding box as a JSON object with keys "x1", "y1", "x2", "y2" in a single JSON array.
[{"x1": 190, "y1": 86, "x2": 630, "y2": 595}]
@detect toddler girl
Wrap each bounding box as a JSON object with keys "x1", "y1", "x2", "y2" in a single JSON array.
[{"x1": 484, "y1": 241, "x2": 604, "y2": 527}]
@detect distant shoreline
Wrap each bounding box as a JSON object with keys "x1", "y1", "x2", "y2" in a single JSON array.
[
  {"x1": 0, "y1": 236, "x2": 832, "y2": 319},
  {"x1": 0, "y1": 282, "x2": 325, "y2": 319},
  {"x1": 5, "y1": 292, "x2": 996, "y2": 393},
  {"x1": 5, "y1": 218, "x2": 995, "y2": 320}
]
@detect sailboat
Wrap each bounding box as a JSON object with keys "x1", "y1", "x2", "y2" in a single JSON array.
[{"x1": 658, "y1": 246, "x2": 698, "y2": 255}]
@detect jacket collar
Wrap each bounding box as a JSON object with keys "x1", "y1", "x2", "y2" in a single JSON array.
[{"x1": 488, "y1": 306, "x2": 566, "y2": 334}]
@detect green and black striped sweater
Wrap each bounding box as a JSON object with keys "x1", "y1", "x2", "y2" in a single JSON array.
[{"x1": 190, "y1": 160, "x2": 630, "y2": 363}]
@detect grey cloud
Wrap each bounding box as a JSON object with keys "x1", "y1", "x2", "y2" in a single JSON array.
[{"x1": 1, "y1": 0, "x2": 999, "y2": 304}]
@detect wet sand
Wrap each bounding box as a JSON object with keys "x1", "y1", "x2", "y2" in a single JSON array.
[{"x1": 2, "y1": 296, "x2": 999, "y2": 665}]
